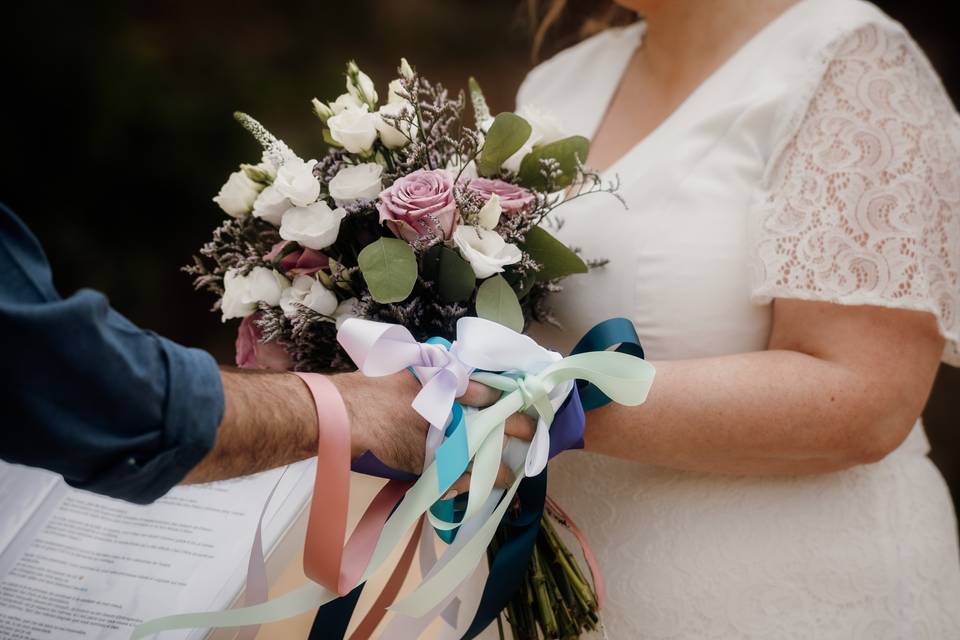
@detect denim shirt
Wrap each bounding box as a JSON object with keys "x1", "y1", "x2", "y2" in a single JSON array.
[{"x1": 0, "y1": 203, "x2": 224, "y2": 504}]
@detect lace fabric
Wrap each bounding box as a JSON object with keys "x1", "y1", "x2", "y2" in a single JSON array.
[{"x1": 751, "y1": 23, "x2": 960, "y2": 365}]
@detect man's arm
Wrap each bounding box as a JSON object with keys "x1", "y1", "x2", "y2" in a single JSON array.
[{"x1": 183, "y1": 367, "x2": 531, "y2": 485}]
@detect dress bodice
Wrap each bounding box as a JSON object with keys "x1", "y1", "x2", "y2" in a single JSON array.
[{"x1": 500, "y1": 2, "x2": 960, "y2": 638}]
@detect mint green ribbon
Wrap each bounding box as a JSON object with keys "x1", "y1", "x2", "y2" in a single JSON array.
[{"x1": 131, "y1": 349, "x2": 654, "y2": 638}]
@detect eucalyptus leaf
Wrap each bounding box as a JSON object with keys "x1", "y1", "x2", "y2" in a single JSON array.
[
  {"x1": 477, "y1": 113, "x2": 532, "y2": 177},
  {"x1": 517, "y1": 135, "x2": 590, "y2": 191},
  {"x1": 475, "y1": 275, "x2": 524, "y2": 332},
  {"x1": 357, "y1": 237, "x2": 417, "y2": 303},
  {"x1": 422, "y1": 245, "x2": 476, "y2": 302},
  {"x1": 521, "y1": 226, "x2": 588, "y2": 282},
  {"x1": 437, "y1": 247, "x2": 476, "y2": 303}
]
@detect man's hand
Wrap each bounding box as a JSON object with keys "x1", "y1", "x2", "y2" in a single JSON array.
[
  {"x1": 183, "y1": 367, "x2": 534, "y2": 488},
  {"x1": 332, "y1": 370, "x2": 535, "y2": 484}
]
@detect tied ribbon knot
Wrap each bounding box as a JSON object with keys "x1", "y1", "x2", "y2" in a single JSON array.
[{"x1": 131, "y1": 316, "x2": 655, "y2": 640}]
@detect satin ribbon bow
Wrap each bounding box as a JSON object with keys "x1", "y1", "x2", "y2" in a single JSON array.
[
  {"x1": 339, "y1": 319, "x2": 472, "y2": 431},
  {"x1": 131, "y1": 317, "x2": 656, "y2": 639}
]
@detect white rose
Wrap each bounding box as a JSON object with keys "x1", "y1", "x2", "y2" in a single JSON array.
[
  {"x1": 279, "y1": 275, "x2": 338, "y2": 317},
  {"x1": 333, "y1": 297, "x2": 358, "y2": 329},
  {"x1": 279, "y1": 201, "x2": 347, "y2": 250},
  {"x1": 251, "y1": 184, "x2": 290, "y2": 226},
  {"x1": 329, "y1": 163, "x2": 383, "y2": 205},
  {"x1": 328, "y1": 107, "x2": 379, "y2": 155},
  {"x1": 221, "y1": 267, "x2": 289, "y2": 321},
  {"x1": 452, "y1": 225, "x2": 522, "y2": 279},
  {"x1": 213, "y1": 170, "x2": 261, "y2": 218},
  {"x1": 274, "y1": 157, "x2": 320, "y2": 207},
  {"x1": 330, "y1": 92, "x2": 363, "y2": 114},
  {"x1": 376, "y1": 101, "x2": 416, "y2": 149}
]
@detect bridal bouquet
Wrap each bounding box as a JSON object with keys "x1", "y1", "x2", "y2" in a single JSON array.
[{"x1": 185, "y1": 59, "x2": 626, "y2": 639}]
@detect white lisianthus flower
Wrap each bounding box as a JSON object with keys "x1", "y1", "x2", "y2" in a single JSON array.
[
  {"x1": 302, "y1": 279, "x2": 339, "y2": 315},
  {"x1": 251, "y1": 185, "x2": 290, "y2": 226},
  {"x1": 279, "y1": 201, "x2": 347, "y2": 250},
  {"x1": 387, "y1": 79, "x2": 406, "y2": 105},
  {"x1": 518, "y1": 105, "x2": 567, "y2": 146},
  {"x1": 501, "y1": 137, "x2": 537, "y2": 174},
  {"x1": 221, "y1": 267, "x2": 289, "y2": 321},
  {"x1": 328, "y1": 107, "x2": 379, "y2": 155},
  {"x1": 274, "y1": 157, "x2": 320, "y2": 207},
  {"x1": 329, "y1": 163, "x2": 383, "y2": 205},
  {"x1": 279, "y1": 275, "x2": 339, "y2": 318},
  {"x1": 453, "y1": 225, "x2": 522, "y2": 279},
  {"x1": 501, "y1": 105, "x2": 568, "y2": 174},
  {"x1": 376, "y1": 101, "x2": 416, "y2": 149},
  {"x1": 213, "y1": 170, "x2": 261, "y2": 218},
  {"x1": 332, "y1": 297, "x2": 358, "y2": 329},
  {"x1": 330, "y1": 92, "x2": 364, "y2": 114},
  {"x1": 346, "y1": 61, "x2": 378, "y2": 107},
  {"x1": 312, "y1": 97, "x2": 334, "y2": 123},
  {"x1": 477, "y1": 194, "x2": 502, "y2": 230},
  {"x1": 399, "y1": 58, "x2": 414, "y2": 81}
]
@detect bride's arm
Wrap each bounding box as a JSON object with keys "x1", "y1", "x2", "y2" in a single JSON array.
[{"x1": 582, "y1": 299, "x2": 944, "y2": 475}]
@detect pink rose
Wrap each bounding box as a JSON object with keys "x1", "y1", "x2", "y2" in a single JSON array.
[
  {"x1": 264, "y1": 240, "x2": 329, "y2": 276},
  {"x1": 235, "y1": 313, "x2": 293, "y2": 371},
  {"x1": 463, "y1": 177, "x2": 534, "y2": 214},
  {"x1": 377, "y1": 169, "x2": 458, "y2": 244}
]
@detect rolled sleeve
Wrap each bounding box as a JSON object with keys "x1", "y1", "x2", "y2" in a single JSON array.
[{"x1": 0, "y1": 202, "x2": 225, "y2": 504}]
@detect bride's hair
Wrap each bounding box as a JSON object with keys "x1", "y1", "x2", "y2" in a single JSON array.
[{"x1": 527, "y1": 0, "x2": 636, "y2": 61}]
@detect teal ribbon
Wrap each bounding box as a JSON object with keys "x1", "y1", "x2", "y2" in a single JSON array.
[{"x1": 463, "y1": 317, "x2": 645, "y2": 638}]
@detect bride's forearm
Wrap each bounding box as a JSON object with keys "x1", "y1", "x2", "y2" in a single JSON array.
[{"x1": 583, "y1": 349, "x2": 922, "y2": 476}]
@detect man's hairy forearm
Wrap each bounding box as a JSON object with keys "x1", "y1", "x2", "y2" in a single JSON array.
[{"x1": 182, "y1": 367, "x2": 318, "y2": 484}]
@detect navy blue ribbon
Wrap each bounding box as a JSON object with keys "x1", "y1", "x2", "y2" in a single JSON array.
[
  {"x1": 310, "y1": 318, "x2": 644, "y2": 639},
  {"x1": 463, "y1": 317, "x2": 643, "y2": 638}
]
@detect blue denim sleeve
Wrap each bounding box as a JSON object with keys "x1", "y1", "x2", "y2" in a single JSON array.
[{"x1": 0, "y1": 203, "x2": 224, "y2": 504}]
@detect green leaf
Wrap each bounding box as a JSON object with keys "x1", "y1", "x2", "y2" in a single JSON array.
[
  {"x1": 521, "y1": 226, "x2": 588, "y2": 282},
  {"x1": 475, "y1": 275, "x2": 524, "y2": 332},
  {"x1": 421, "y1": 245, "x2": 476, "y2": 302},
  {"x1": 477, "y1": 113, "x2": 532, "y2": 177},
  {"x1": 517, "y1": 135, "x2": 590, "y2": 191},
  {"x1": 357, "y1": 237, "x2": 417, "y2": 303}
]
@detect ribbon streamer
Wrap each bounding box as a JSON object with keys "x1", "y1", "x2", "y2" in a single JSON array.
[{"x1": 132, "y1": 317, "x2": 655, "y2": 639}]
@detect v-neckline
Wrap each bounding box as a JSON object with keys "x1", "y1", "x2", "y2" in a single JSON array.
[{"x1": 587, "y1": 0, "x2": 809, "y2": 177}]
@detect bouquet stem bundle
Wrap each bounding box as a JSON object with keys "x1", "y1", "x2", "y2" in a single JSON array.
[{"x1": 491, "y1": 509, "x2": 600, "y2": 639}]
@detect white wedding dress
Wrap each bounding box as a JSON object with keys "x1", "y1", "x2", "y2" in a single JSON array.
[{"x1": 515, "y1": 0, "x2": 960, "y2": 638}]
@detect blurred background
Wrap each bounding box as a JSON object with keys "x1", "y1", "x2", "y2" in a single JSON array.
[{"x1": 2, "y1": 1, "x2": 958, "y2": 515}]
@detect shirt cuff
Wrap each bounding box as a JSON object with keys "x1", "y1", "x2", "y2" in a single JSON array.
[{"x1": 86, "y1": 339, "x2": 224, "y2": 504}]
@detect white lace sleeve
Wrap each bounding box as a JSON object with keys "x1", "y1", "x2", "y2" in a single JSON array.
[{"x1": 751, "y1": 23, "x2": 960, "y2": 366}]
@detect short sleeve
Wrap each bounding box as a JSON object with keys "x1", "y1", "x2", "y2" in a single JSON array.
[{"x1": 750, "y1": 23, "x2": 960, "y2": 366}]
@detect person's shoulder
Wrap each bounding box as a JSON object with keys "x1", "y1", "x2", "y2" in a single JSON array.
[
  {"x1": 516, "y1": 22, "x2": 643, "y2": 108},
  {"x1": 790, "y1": 0, "x2": 908, "y2": 58}
]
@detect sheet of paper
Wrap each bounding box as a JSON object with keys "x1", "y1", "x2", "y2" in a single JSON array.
[{"x1": 0, "y1": 460, "x2": 315, "y2": 640}]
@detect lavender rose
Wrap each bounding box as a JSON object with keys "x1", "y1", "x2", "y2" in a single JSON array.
[
  {"x1": 463, "y1": 177, "x2": 534, "y2": 214},
  {"x1": 377, "y1": 168, "x2": 459, "y2": 244}
]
